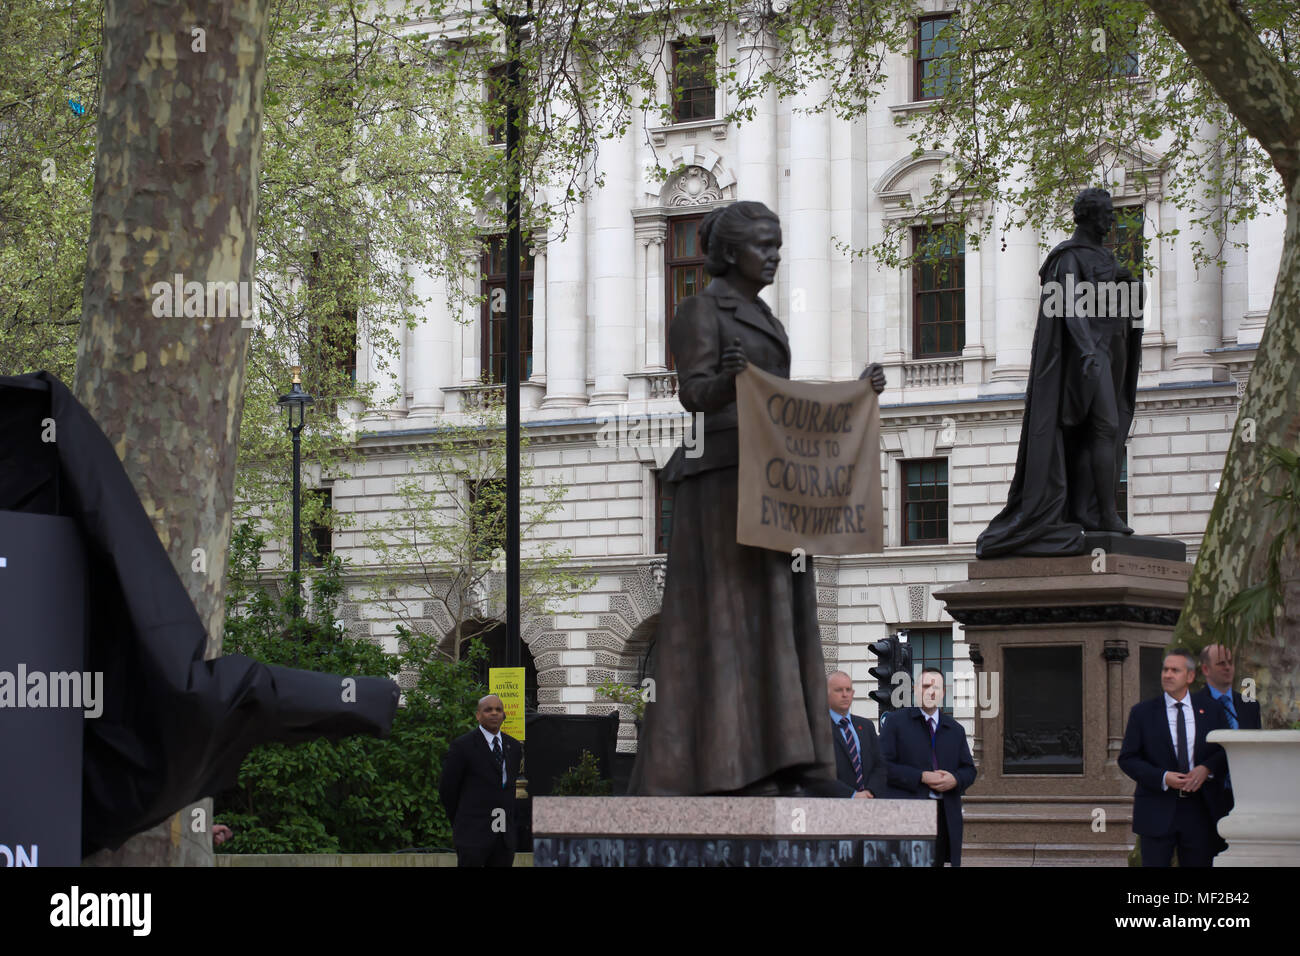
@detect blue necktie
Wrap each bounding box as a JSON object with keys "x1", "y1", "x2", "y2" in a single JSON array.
[
  {"x1": 1221, "y1": 695, "x2": 1239, "y2": 730},
  {"x1": 840, "y1": 717, "x2": 865, "y2": 790},
  {"x1": 492, "y1": 737, "x2": 504, "y2": 787}
]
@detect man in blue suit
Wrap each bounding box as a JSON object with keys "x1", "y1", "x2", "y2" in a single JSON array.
[
  {"x1": 879, "y1": 668, "x2": 977, "y2": 866},
  {"x1": 1191, "y1": 643, "x2": 1261, "y2": 857},
  {"x1": 1118, "y1": 648, "x2": 1229, "y2": 867}
]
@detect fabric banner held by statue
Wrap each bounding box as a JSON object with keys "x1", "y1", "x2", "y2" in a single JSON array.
[{"x1": 735, "y1": 365, "x2": 883, "y2": 556}]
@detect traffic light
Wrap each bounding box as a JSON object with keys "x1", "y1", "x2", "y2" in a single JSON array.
[
  {"x1": 868, "y1": 635, "x2": 900, "y2": 711},
  {"x1": 869, "y1": 631, "x2": 914, "y2": 714}
]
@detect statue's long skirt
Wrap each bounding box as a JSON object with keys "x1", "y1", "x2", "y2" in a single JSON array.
[{"x1": 628, "y1": 464, "x2": 836, "y2": 795}]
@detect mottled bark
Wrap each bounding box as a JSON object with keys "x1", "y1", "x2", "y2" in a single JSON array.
[
  {"x1": 1149, "y1": 0, "x2": 1300, "y2": 727},
  {"x1": 73, "y1": 0, "x2": 271, "y2": 863}
]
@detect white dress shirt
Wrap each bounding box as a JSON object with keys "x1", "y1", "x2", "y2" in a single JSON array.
[
  {"x1": 478, "y1": 724, "x2": 507, "y2": 787},
  {"x1": 1161, "y1": 692, "x2": 1196, "y2": 790}
]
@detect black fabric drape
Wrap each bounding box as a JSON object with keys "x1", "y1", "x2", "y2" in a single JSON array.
[{"x1": 0, "y1": 372, "x2": 398, "y2": 853}]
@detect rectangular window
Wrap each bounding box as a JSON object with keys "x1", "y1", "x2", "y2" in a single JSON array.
[
  {"x1": 914, "y1": 14, "x2": 959, "y2": 101},
  {"x1": 480, "y1": 235, "x2": 535, "y2": 384},
  {"x1": 901, "y1": 458, "x2": 949, "y2": 545},
  {"x1": 906, "y1": 627, "x2": 954, "y2": 715},
  {"x1": 672, "y1": 38, "x2": 716, "y2": 122},
  {"x1": 912, "y1": 226, "x2": 965, "y2": 358},
  {"x1": 467, "y1": 478, "x2": 505, "y2": 562},
  {"x1": 486, "y1": 64, "x2": 508, "y2": 146},
  {"x1": 665, "y1": 216, "x2": 707, "y2": 369},
  {"x1": 1104, "y1": 204, "x2": 1145, "y2": 278},
  {"x1": 307, "y1": 249, "x2": 358, "y2": 388},
  {"x1": 305, "y1": 489, "x2": 333, "y2": 568},
  {"x1": 654, "y1": 471, "x2": 674, "y2": 554},
  {"x1": 1110, "y1": 51, "x2": 1139, "y2": 78}
]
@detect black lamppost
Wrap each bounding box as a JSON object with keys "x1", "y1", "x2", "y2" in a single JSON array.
[
  {"x1": 489, "y1": 0, "x2": 533, "y2": 670},
  {"x1": 278, "y1": 366, "x2": 314, "y2": 614}
]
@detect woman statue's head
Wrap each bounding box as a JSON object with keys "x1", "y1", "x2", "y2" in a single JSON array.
[{"x1": 699, "y1": 201, "x2": 782, "y2": 282}]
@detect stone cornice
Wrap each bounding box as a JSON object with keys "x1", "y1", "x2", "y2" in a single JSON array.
[{"x1": 347, "y1": 379, "x2": 1243, "y2": 456}]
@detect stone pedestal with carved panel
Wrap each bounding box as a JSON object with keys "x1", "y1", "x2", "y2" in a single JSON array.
[
  {"x1": 933, "y1": 536, "x2": 1189, "y2": 866},
  {"x1": 532, "y1": 797, "x2": 936, "y2": 867}
]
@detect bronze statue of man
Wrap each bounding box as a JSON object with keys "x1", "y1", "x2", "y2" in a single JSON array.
[{"x1": 977, "y1": 188, "x2": 1143, "y2": 558}]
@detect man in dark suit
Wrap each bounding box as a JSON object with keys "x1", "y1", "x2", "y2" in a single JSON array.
[
  {"x1": 827, "y1": 670, "x2": 887, "y2": 798},
  {"x1": 439, "y1": 694, "x2": 521, "y2": 867},
  {"x1": 1191, "y1": 643, "x2": 1260, "y2": 857},
  {"x1": 878, "y1": 668, "x2": 977, "y2": 866},
  {"x1": 1119, "y1": 648, "x2": 1229, "y2": 867}
]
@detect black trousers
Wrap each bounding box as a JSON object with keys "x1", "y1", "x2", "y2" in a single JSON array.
[
  {"x1": 1141, "y1": 795, "x2": 1215, "y2": 868},
  {"x1": 933, "y1": 800, "x2": 954, "y2": 868},
  {"x1": 456, "y1": 835, "x2": 515, "y2": 868}
]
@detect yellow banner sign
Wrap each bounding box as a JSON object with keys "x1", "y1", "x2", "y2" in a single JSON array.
[
  {"x1": 736, "y1": 365, "x2": 884, "y2": 556},
  {"x1": 489, "y1": 667, "x2": 526, "y2": 740}
]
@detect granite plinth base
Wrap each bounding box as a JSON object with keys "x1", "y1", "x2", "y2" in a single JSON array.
[
  {"x1": 934, "y1": 548, "x2": 1190, "y2": 865},
  {"x1": 532, "y1": 797, "x2": 937, "y2": 868}
]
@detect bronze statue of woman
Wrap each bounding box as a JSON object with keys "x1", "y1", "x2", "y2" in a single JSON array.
[{"x1": 628, "y1": 201, "x2": 886, "y2": 796}]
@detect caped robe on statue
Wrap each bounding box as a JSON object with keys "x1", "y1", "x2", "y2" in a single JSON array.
[{"x1": 976, "y1": 238, "x2": 1142, "y2": 558}]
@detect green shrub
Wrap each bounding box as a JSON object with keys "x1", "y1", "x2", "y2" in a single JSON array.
[{"x1": 550, "y1": 749, "x2": 612, "y2": 797}]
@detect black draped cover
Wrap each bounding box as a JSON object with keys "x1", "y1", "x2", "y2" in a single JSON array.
[{"x1": 0, "y1": 372, "x2": 398, "y2": 853}]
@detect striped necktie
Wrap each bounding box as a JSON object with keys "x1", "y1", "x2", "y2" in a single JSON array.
[
  {"x1": 839, "y1": 717, "x2": 865, "y2": 790},
  {"x1": 492, "y1": 736, "x2": 504, "y2": 787}
]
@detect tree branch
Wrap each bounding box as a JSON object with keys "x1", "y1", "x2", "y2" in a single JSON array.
[{"x1": 1144, "y1": 0, "x2": 1300, "y2": 183}]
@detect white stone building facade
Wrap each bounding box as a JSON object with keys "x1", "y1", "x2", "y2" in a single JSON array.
[{"x1": 278, "y1": 5, "x2": 1287, "y2": 753}]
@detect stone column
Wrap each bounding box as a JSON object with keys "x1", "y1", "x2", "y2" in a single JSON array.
[
  {"x1": 967, "y1": 641, "x2": 984, "y2": 767},
  {"x1": 590, "y1": 115, "x2": 637, "y2": 404},
  {"x1": 406, "y1": 263, "x2": 452, "y2": 416},
  {"x1": 990, "y1": 193, "x2": 1039, "y2": 384},
  {"x1": 530, "y1": 240, "x2": 547, "y2": 385},
  {"x1": 735, "y1": 19, "x2": 779, "y2": 310},
  {"x1": 961, "y1": 212, "x2": 986, "y2": 380},
  {"x1": 787, "y1": 75, "x2": 832, "y2": 380},
  {"x1": 542, "y1": 192, "x2": 588, "y2": 408},
  {"x1": 1171, "y1": 120, "x2": 1226, "y2": 378},
  {"x1": 1103, "y1": 639, "x2": 1129, "y2": 771},
  {"x1": 1239, "y1": 186, "x2": 1286, "y2": 345},
  {"x1": 639, "y1": 225, "x2": 668, "y2": 370},
  {"x1": 361, "y1": 317, "x2": 403, "y2": 421},
  {"x1": 829, "y1": 109, "x2": 855, "y2": 380}
]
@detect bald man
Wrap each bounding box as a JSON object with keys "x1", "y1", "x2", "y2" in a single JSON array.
[
  {"x1": 439, "y1": 694, "x2": 522, "y2": 867},
  {"x1": 827, "y1": 671, "x2": 886, "y2": 798}
]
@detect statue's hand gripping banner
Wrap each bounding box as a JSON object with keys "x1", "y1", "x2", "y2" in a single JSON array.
[{"x1": 735, "y1": 366, "x2": 883, "y2": 556}]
